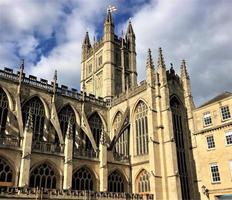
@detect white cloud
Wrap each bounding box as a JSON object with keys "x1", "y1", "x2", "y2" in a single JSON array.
[{"x1": 0, "y1": 0, "x2": 232, "y2": 105}]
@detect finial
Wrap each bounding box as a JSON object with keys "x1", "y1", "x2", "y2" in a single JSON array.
[
  {"x1": 66, "y1": 117, "x2": 73, "y2": 138},
  {"x1": 20, "y1": 59, "x2": 24, "y2": 70},
  {"x1": 52, "y1": 70, "x2": 57, "y2": 95},
  {"x1": 146, "y1": 48, "x2": 154, "y2": 69},
  {"x1": 53, "y1": 70, "x2": 57, "y2": 82},
  {"x1": 157, "y1": 47, "x2": 165, "y2": 68},
  {"x1": 127, "y1": 19, "x2": 134, "y2": 35},
  {"x1": 181, "y1": 59, "x2": 189, "y2": 79}
]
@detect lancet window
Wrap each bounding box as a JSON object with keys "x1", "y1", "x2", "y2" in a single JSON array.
[
  {"x1": 135, "y1": 101, "x2": 148, "y2": 155},
  {"x1": 72, "y1": 167, "x2": 94, "y2": 191},
  {"x1": 108, "y1": 170, "x2": 125, "y2": 193},
  {"x1": 0, "y1": 157, "x2": 13, "y2": 186},
  {"x1": 0, "y1": 88, "x2": 8, "y2": 135},
  {"x1": 29, "y1": 163, "x2": 57, "y2": 189},
  {"x1": 58, "y1": 105, "x2": 76, "y2": 137},
  {"x1": 113, "y1": 112, "x2": 129, "y2": 157},
  {"x1": 137, "y1": 170, "x2": 150, "y2": 193},
  {"x1": 88, "y1": 113, "x2": 102, "y2": 147},
  {"x1": 170, "y1": 96, "x2": 190, "y2": 200},
  {"x1": 22, "y1": 97, "x2": 45, "y2": 141}
]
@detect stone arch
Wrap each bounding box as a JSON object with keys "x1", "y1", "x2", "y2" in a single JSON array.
[
  {"x1": 0, "y1": 85, "x2": 14, "y2": 111},
  {"x1": 131, "y1": 98, "x2": 149, "y2": 120},
  {"x1": 88, "y1": 111, "x2": 106, "y2": 148},
  {"x1": 72, "y1": 166, "x2": 97, "y2": 191},
  {"x1": 170, "y1": 94, "x2": 184, "y2": 109},
  {"x1": 22, "y1": 95, "x2": 50, "y2": 119},
  {"x1": 108, "y1": 169, "x2": 128, "y2": 192},
  {"x1": 29, "y1": 160, "x2": 61, "y2": 189},
  {"x1": 0, "y1": 155, "x2": 16, "y2": 186},
  {"x1": 111, "y1": 111, "x2": 123, "y2": 137},
  {"x1": 135, "y1": 169, "x2": 150, "y2": 194},
  {"x1": 88, "y1": 111, "x2": 107, "y2": 131},
  {"x1": 111, "y1": 109, "x2": 124, "y2": 127}
]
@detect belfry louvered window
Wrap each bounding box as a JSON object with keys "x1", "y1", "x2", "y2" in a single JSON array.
[
  {"x1": 135, "y1": 101, "x2": 148, "y2": 155},
  {"x1": 29, "y1": 163, "x2": 57, "y2": 189},
  {"x1": 22, "y1": 97, "x2": 45, "y2": 140},
  {"x1": 58, "y1": 105, "x2": 76, "y2": 137},
  {"x1": 108, "y1": 170, "x2": 125, "y2": 193},
  {"x1": 72, "y1": 168, "x2": 94, "y2": 191},
  {"x1": 0, "y1": 157, "x2": 13, "y2": 185},
  {"x1": 137, "y1": 170, "x2": 150, "y2": 193},
  {"x1": 113, "y1": 112, "x2": 129, "y2": 156},
  {"x1": 0, "y1": 88, "x2": 8, "y2": 135},
  {"x1": 88, "y1": 113, "x2": 102, "y2": 147}
]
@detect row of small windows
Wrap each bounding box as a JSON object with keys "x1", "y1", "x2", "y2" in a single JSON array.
[
  {"x1": 0, "y1": 156, "x2": 150, "y2": 193},
  {"x1": 203, "y1": 105, "x2": 231, "y2": 127},
  {"x1": 210, "y1": 161, "x2": 232, "y2": 183},
  {"x1": 206, "y1": 131, "x2": 232, "y2": 150}
]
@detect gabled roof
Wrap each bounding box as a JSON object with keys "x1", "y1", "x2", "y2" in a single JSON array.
[{"x1": 198, "y1": 91, "x2": 232, "y2": 108}]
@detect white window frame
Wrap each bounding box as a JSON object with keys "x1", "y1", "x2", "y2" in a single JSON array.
[
  {"x1": 206, "y1": 135, "x2": 215, "y2": 150},
  {"x1": 203, "y1": 112, "x2": 212, "y2": 127},
  {"x1": 225, "y1": 131, "x2": 232, "y2": 146},
  {"x1": 210, "y1": 163, "x2": 221, "y2": 183},
  {"x1": 220, "y1": 105, "x2": 231, "y2": 121}
]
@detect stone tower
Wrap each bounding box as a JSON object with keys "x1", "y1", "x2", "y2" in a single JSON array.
[{"x1": 80, "y1": 10, "x2": 137, "y2": 100}]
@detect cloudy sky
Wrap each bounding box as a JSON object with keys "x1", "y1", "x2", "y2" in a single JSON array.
[{"x1": 0, "y1": 0, "x2": 232, "y2": 106}]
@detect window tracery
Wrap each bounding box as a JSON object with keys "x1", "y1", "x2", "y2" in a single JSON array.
[
  {"x1": 135, "y1": 101, "x2": 148, "y2": 155},
  {"x1": 0, "y1": 157, "x2": 13, "y2": 185},
  {"x1": 88, "y1": 113, "x2": 102, "y2": 148},
  {"x1": 22, "y1": 97, "x2": 45, "y2": 141},
  {"x1": 0, "y1": 88, "x2": 8, "y2": 135},
  {"x1": 108, "y1": 170, "x2": 125, "y2": 193},
  {"x1": 72, "y1": 167, "x2": 94, "y2": 191},
  {"x1": 29, "y1": 163, "x2": 57, "y2": 189},
  {"x1": 137, "y1": 170, "x2": 150, "y2": 193}
]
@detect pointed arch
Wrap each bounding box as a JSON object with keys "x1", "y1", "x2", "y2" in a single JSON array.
[
  {"x1": 29, "y1": 160, "x2": 60, "y2": 189},
  {"x1": 108, "y1": 169, "x2": 128, "y2": 193},
  {"x1": 112, "y1": 111, "x2": 123, "y2": 136},
  {"x1": 22, "y1": 96, "x2": 46, "y2": 140},
  {"x1": 131, "y1": 98, "x2": 149, "y2": 120},
  {"x1": 133, "y1": 100, "x2": 149, "y2": 155},
  {"x1": 0, "y1": 155, "x2": 15, "y2": 186},
  {"x1": 88, "y1": 111, "x2": 107, "y2": 131},
  {"x1": 88, "y1": 111, "x2": 105, "y2": 148},
  {"x1": 72, "y1": 166, "x2": 97, "y2": 191},
  {"x1": 135, "y1": 169, "x2": 150, "y2": 193},
  {"x1": 0, "y1": 87, "x2": 9, "y2": 135},
  {"x1": 0, "y1": 85, "x2": 13, "y2": 111}
]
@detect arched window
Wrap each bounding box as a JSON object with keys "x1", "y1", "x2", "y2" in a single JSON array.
[
  {"x1": 137, "y1": 170, "x2": 150, "y2": 193},
  {"x1": 108, "y1": 170, "x2": 125, "y2": 193},
  {"x1": 58, "y1": 105, "x2": 76, "y2": 137},
  {"x1": 113, "y1": 112, "x2": 129, "y2": 157},
  {"x1": 72, "y1": 167, "x2": 94, "y2": 191},
  {"x1": 135, "y1": 101, "x2": 148, "y2": 155},
  {"x1": 88, "y1": 113, "x2": 102, "y2": 147},
  {"x1": 0, "y1": 157, "x2": 13, "y2": 186},
  {"x1": 170, "y1": 96, "x2": 190, "y2": 200},
  {"x1": 29, "y1": 163, "x2": 57, "y2": 189},
  {"x1": 0, "y1": 88, "x2": 9, "y2": 135},
  {"x1": 22, "y1": 97, "x2": 45, "y2": 140}
]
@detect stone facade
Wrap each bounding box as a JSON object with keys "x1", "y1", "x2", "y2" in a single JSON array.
[
  {"x1": 190, "y1": 92, "x2": 232, "y2": 200},
  {"x1": 1, "y1": 10, "x2": 230, "y2": 200}
]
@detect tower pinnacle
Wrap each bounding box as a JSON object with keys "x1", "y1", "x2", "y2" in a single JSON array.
[
  {"x1": 83, "y1": 32, "x2": 91, "y2": 48},
  {"x1": 157, "y1": 47, "x2": 165, "y2": 68}
]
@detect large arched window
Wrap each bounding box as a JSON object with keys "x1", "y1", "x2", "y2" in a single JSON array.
[
  {"x1": 29, "y1": 163, "x2": 57, "y2": 189},
  {"x1": 88, "y1": 113, "x2": 102, "y2": 148},
  {"x1": 72, "y1": 167, "x2": 94, "y2": 191},
  {"x1": 170, "y1": 96, "x2": 190, "y2": 200},
  {"x1": 22, "y1": 97, "x2": 45, "y2": 140},
  {"x1": 0, "y1": 157, "x2": 13, "y2": 186},
  {"x1": 135, "y1": 101, "x2": 148, "y2": 155},
  {"x1": 58, "y1": 105, "x2": 76, "y2": 137},
  {"x1": 113, "y1": 112, "x2": 129, "y2": 157},
  {"x1": 0, "y1": 88, "x2": 9, "y2": 135},
  {"x1": 108, "y1": 170, "x2": 125, "y2": 193},
  {"x1": 137, "y1": 170, "x2": 150, "y2": 193}
]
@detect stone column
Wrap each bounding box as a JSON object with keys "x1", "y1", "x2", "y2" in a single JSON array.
[
  {"x1": 18, "y1": 111, "x2": 33, "y2": 187},
  {"x1": 99, "y1": 129, "x2": 108, "y2": 191},
  {"x1": 63, "y1": 119, "x2": 73, "y2": 189}
]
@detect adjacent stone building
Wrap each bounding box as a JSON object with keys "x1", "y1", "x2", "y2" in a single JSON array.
[{"x1": 0, "y1": 10, "x2": 231, "y2": 200}]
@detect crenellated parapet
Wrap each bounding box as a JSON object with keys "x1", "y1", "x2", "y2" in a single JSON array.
[{"x1": 0, "y1": 67, "x2": 107, "y2": 107}]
